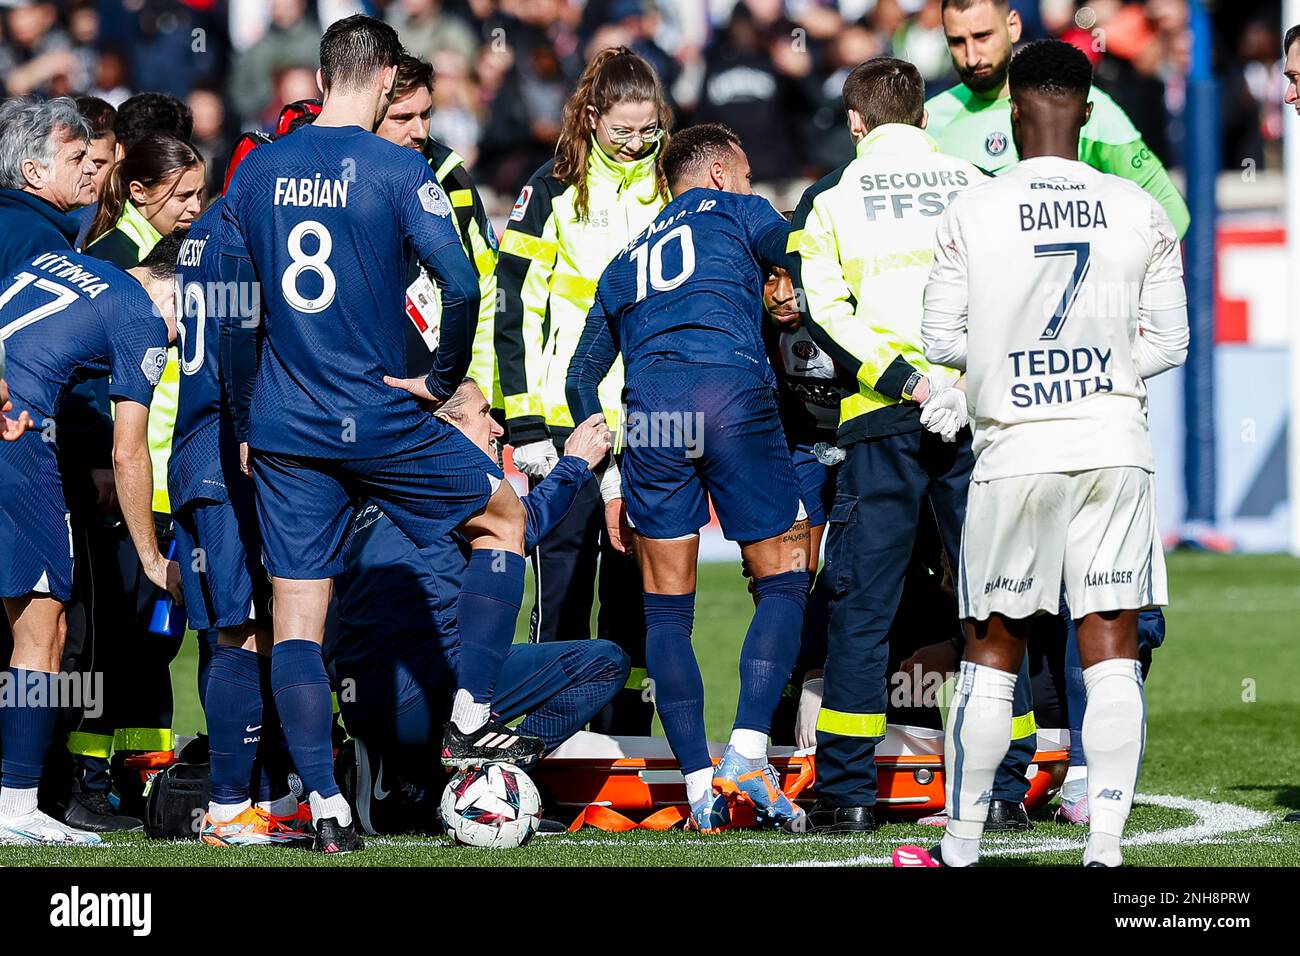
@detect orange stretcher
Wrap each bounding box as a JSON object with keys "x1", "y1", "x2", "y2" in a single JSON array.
[{"x1": 532, "y1": 729, "x2": 1071, "y2": 832}]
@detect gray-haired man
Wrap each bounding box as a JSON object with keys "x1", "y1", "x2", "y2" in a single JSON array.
[{"x1": 0, "y1": 96, "x2": 94, "y2": 271}]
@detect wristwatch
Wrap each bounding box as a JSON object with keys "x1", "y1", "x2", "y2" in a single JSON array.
[{"x1": 901, "y1": 371, "x2": 924, "y2": 402}]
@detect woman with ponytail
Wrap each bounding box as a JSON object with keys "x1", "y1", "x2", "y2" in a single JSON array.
[
  {"x1": 494, "y1": 46, "x2": 670, "y2": 731},
  {"x1": 79, "y1": 133, "x2": 203, "y2": 783},
  {"x1": 85, "y1": 133, "x2": 204, "y2": 267}
]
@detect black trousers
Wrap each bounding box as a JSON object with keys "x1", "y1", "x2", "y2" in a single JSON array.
[{"x1": 814, "y1": 428, "x2": 1036, "y2": 807}]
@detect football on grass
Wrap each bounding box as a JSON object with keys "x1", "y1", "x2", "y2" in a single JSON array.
[{"x1": 440, "y1": 762, "x2": 543, "y2": 848}]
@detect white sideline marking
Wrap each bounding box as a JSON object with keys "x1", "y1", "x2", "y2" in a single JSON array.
[
  {"x1": 368, "y1": 794, "x2": 1277, "y2": 860},
  {"x1": 779, "y1": 793, "x2": 1274, "y2": 867}
]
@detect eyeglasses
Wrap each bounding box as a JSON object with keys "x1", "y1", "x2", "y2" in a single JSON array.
[{"x1": 600, "y1": 118, "x2": 664, "y2": 146}]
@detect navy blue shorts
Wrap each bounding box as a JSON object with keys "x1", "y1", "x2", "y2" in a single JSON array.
[
  {"x1": 172, "y1": 485, "x2": 269, "y2": 630},
  {"x1": 622, "y1": 366, "x2": 800, "y2": 542},
  {"x1": 252, "y1": 419, "x2": 502, "y2": 579},
  {"x1": 0, "y1": 432, "x2": 72, "y2": 601},
  {"x1": 791, "y1": 443, "x2": 836, "y2": 527}
]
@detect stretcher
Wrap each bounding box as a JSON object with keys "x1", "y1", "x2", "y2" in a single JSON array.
[{"x1": 532, "y1": 729, "x2": 1071, "y2": 831}]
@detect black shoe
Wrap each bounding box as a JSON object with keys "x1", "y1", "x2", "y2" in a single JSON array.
[
  {"x1": 783, "y1": 800, "x2": 877, "y2": 834},
  {"x1": 984, "y1": 799, "x2": 1033, "y2": 833},
  {"x1": 62, "y1": 789, "x2": 144, "y2": 833},
  {"x1": 1284, "y1": 810, "x2": 1300, "y2": 823},
  {"x1": 350, "y1": 737, "x2": 435, "y2": 836},
  {"x1": 440, "y1": 719, "x2": 544, "y2": 769},
  {"x1": 313, "y1": 816, "x2": 365, "y2": 854},
  {"x1": 535, "y1": 818, "x2": 569, "y2": 837}
]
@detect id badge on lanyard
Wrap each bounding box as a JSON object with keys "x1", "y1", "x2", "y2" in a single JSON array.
[{"x1": 404, "y1": 268, "x2": 442, "y2": 352}]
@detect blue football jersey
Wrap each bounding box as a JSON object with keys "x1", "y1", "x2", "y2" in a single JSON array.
[
  {"x1": 595, "y1": 188, "x2": 790, "y2": 383},
  {"x1": 221, "y1": 124, "x2": 468, "y2": 458},
  {"x1": 171, "y1": 199, "x2": 249, "y2": 508},
  {"x1": 0, "y1": 250, "x2": 168, "y2": 424}
]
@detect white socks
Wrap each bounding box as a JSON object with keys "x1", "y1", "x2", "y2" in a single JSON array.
[
  {"x1": 451, "y1": 688, "x2": 490, "y2": 735},
  {"x1": 0, "y1": 786, "x2": 37, "y2": 818},
  {"x1": 939, "y1": 831, "x2": 982, "y2": 868},
  {"x1": 1081, "y1": 658, "x2": 1145, "y2": 867},
  {"x1": 310, "y1": 791, "x2": 352, "y2": 827},
  {"x1": 684, "y1": 768, "x2": 714, "y2": 805},
  {"x1": 209, "y1": 799, "x2": 251, "y2": 823},
  {"x1": 728, "y1": 729, "x2": 768, "y2": 761},
  {"x1": 943, "y1": 661, "x2": 1017, "y2": 861}
]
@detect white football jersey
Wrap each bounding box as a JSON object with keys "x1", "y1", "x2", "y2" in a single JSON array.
[{"x1": 921, "y1": 156, "x2": 1188, "y2": 481}]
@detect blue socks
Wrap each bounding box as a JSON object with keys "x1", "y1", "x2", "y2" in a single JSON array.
[
  {"x1": 735, "y1": 571, "x2": 809, "y2": 734},
  {"x1": 205, "y1": 646, "x2": 264, "y2": 805},
  {"x1": 270, "y1": 640, "x2": 340, "y2": 800},
  {"x1": 254, "y1": 654, "x2": 293, "y2": 803},
  {"x1": 644, "y1": 591, "x2": 709, "y2": 774},
  {"x1": 0, "y1": 668, "x2": 58, "y2": 792},
  {"x1": 196, "y1": 628, "x2": 218, "y2": 715},
  {"x1": 457, "y1": 549, "x2": 525, "y2": 704}
]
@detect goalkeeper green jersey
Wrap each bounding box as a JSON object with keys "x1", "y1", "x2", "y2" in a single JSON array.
[{"x1": 925, "y1": 83, "x2": 1189, "y2": 238}]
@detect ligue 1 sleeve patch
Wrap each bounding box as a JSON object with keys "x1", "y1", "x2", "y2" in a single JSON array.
[
  {"x1": 140, "y1": 347, "x2": 167, "y2": 386},
  {"x1": 419, "y1": 181, "x2": 452, "y2": 217},
  {"x1": 510, "y1": 185, "x2": 533, "y2": 222}
]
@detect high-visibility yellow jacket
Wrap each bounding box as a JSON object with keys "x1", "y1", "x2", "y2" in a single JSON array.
[
  {"x1": 494, "y1": 141, "x2": 665, "y2": 444},
  {"x1": 86, "y1": 200, "x2": 176, "y2": 514},
  {"x1": 789, "y1": 124, "x2": 984, "y2": 446},
  {"x1": 408, "y1": 139, "x2": 501, "y2": 403}
]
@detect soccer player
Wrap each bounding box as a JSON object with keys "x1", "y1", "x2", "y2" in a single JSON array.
[
  {"x1": 759, "y1": 255, "x2": 842, "y2": 749},
  {"x1": 895, "y1": 40, "x2": 1188, "y2": 868},
  {"x1": 376, "y1": 54, "x2": 499, "y2": 400},
  {"x1": 0, "y1": 238, "x2": 182, "y2": 845},
  {"x1": 928, "y1": 0, "x2": 1189, "y2": 238},
  {"x1": 567, "y1": 123, "x2": 810, "y2": 831},
  {"x1": 1285, "y1": 24, "x2": 1300, "y2": 120},
  {"x1": 1282, "y1": 23, "x2": 1300, "y2": 828},
  {"x1": 220, "y1": 14, "x2": 533, "y2": 853},
  {"x1": 171, "y1": 198, "x2": 312, "y2": 847},
  {"x1": 329, "y1": 383, "x2": 628, "y2": 834}
]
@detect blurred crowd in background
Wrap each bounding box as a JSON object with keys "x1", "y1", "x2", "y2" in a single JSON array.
[{"x1": 0, "y1": 0, "x2": 1289, "y2": 206}]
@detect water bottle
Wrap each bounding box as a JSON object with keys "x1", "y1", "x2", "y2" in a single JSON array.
[{"x1": 148, "y1": 540, "x2": 186, "y2": 637}]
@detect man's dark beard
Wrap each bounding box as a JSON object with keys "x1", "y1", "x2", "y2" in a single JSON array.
[{"x1": 959, "y1": 55, "x2": 1010, "y2": 94}]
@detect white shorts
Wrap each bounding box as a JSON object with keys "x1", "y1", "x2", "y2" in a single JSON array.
[{"x1": 957, "y1": 466, "x2": 1167, "y2": 621}]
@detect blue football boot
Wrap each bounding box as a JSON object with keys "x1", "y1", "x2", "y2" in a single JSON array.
[{"x1": 712, "y1": 745, "x2": 806, "y2": 827}]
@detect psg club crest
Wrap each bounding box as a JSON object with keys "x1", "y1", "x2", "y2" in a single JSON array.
[{"x1": 985, "y1": 130, "x2": 1009, "y2": 157}]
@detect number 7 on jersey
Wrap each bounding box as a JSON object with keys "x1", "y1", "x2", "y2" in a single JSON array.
[{"x1": 1034, "y1": 241, "x2": 1091, "y2": 341}]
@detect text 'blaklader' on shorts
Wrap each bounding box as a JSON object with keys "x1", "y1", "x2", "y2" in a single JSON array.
[
  {"x1": 956, "y1": 465, "x2": 1167, "y2": 622},
  {"x1": 252, "y1": 418, "x2": 503, "y2": 579},
  {"x1": 620, "y1": 365, "x2": 803, "y2": 542}
]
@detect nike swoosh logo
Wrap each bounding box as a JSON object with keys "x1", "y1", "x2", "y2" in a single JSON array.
[
  {"x1": 373, "y1": 760, "x2": 390, "y2": 801},
  {"x1": 245, "y1": 725, "x2": 262, "y2": 733}
]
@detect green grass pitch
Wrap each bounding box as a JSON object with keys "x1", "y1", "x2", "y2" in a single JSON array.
[{"x1": 3, "y1": 552, "x2": 1297, "y2": 867}]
